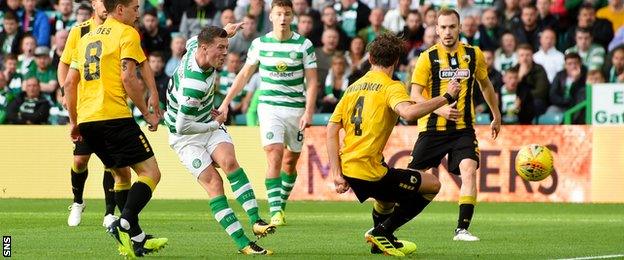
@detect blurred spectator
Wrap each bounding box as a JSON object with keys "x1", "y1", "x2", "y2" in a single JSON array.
[
  {"x1": 536, "y1": 0, "x2": 558, "y2": 32},
  {"x1": 214, "y1": 0, "x2": 237, "y2": 10},
  {"x1": 163, "y1": 0, "x2": 193, "y2": 32},
  {"x1": 27, "y1": 46, "x2": 57, "y2": 101},
  {"x1": 499, "y1": 66, "x2": 535, "y2": 124},
  {"x1": 219, "y1": 52, "x2": 250, "y2": 119},
  {"x1": 320, "y1": 5, "x2": 349, "y2": 51},
  {"x1": 474, "y1": 49, "x2": 504, "y2": 114},
  {"x1": 292, "y1": 0, "x2": 322, "y2": 35},
  {"x1": 21, "y1": 0, "x2": 51, "y2": 47},
  {"x1": 229, "y1": 15, "x2": 258, "y2": 58},
  {"x1": 5, "y1": 77, "x2": 50, "y2": 124},
  {"x1": 345, "y1": 36, "x2": 366, "y2": 72},
  {"x1": 533, "y1": 28, "x2": 564, "y2": 83},
  {"x1": 561, "y1": 4, "x2": 613, "y2": 51},
  {"x1": 383, "y1": 0, "x2": 411, "y2": 34},
  {"x1": 50, "y1": 29, "x2": 68, "y2": 68},
  {"x1": 460, "y1": 16, "x2": 479, "y2": 46},
  {"x1": 75, "y1": 3, "x2": 93, "y2": 24},
  {"x1": 320, "y1": 53, "x2": 350, "y2": 113},
  {"x1": 297, "y1": 14, "x2": 318, "y2": 46},
  {"x1": 603, "y1": 47, "x2": 624, "y2": 83},
  {"x1": 3, "y1": 54, "x2": 21, "y2": 94},
  {"x1": 148, "y1": 51, "x2": 169, "y2": 108},
  {"x1": 316, "y1": 28, "x2": 340, "y2": 86},
  {"x1": 596, "y1": 0, "x2": 624, "y2": 32},
  {"x1": 219, "y1": 8, "x2": 236, "y2": 27},
  {"x1": 357, "y1": 8, "x2": 388, "y2": 45},
  {"x1": 478, "y1": 8, "x2": 503, "y2": 51},
  {"x1": 401, "y1": 11, "x2": 425, "y2": 54},
  {"x1": 473, "y1": 0, "x2": 496, "y2": 10},
  {"x1": 165, "y1": 35, "x2": 186, "y2": 77},
  {"x1": 587, "y1": 69, "x2": 606, "y2": 84},
  {"x1": 608, "y1": 27, "x2": 624, "y2": 51},
  {"x1": 515, "y1": 43, "x2": 550, "y2": 115},
  {"x1": 48, "y1": 86, "x2": 68, "y2": 125},
  {"x1": 547, "y1": 52, "x2": 587, "y2": 124},
  {"x1": 334, "y1": 0, "x2": 371, "y2": 38},
  {"x1": 0, "y1": 12, "x2": 23, "y2": 56},
  {"x1": 457, "y1": 0, "x2": 481, "y2": 20},
  {"x1": 51, "y1": 0, "x2": 75, "y2": 36},
  {"x1": 140, "y1": 9, "x2": 171, "y2": 57},
  {"x1": 423, "y1": 6, "x2": 437, "y2": 28},
  {"x1": 0, "y1": 72, "x2": 13, "y2": 124},
  {"x1": 494, "y1": 32, "x2": 518, "y2": 73},
  {"x1": 512, "y1": 5, "x2": 541, "y2": 52},
  {"x1": 235, "y1": 0, "x2": 271, "y2": 35},
  {"x1": 500, "y1": 0, "x2": 521, "y2": 31},
  {"x1": 565, "y1": 27, "x2": 606, "y2": 71},
  {"x1": 17, "y1": 35, "x2": 37, "y2": 77},
  {"x1": 179, "y1": 0, "x2": 221, "y2": 40},
  {"x1": 1, "y1": 0, "x2": 22, "y2": 22},
  {"x1": 407, "y1": 26, "x2": 436, "y2": 61}
]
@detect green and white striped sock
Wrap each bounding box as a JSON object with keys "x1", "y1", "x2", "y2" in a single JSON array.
[
  {"x1": 227, "y1": 168, "x2": 260, "y2": 224},
  {"x1": 265, "y1": 177, "x2": 282, "y2": 216},
  {"x1": 209, "y1": 195, "x2": 250, "y2": 250},
  {"x1": 280, "y1": 171, "x2": 297, "y2": 211}
]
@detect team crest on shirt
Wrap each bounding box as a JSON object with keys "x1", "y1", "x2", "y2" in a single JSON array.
[
  {"x1": 462, "y1": 54, "x2": 471, "y2": 63},
  {"x1": 289, "y1": 51, "x2": 298, "y2": 60},
  {"x1": 439, "y1": 68, "x2": 470, "y2": 80},
  {"x1": 192, "y1": 158, "x2": 202, "y2": 169},
  {"x1": 276, "y1": 61, "x2": 288, "y2": 72}
]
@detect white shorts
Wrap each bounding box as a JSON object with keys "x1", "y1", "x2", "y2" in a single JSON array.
[
  {"x1": 169, "y1": 127, "x2": 233, "y2": 178},
  {"x1": 257, "y1": 103, "x2": 305, "y2": 152}
]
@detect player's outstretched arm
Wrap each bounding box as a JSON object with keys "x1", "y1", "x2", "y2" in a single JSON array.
[
  {"x1": 300, "y1": 68, "x2": 319, "y2": 130},
  {"x1": 478, "y1": 78, "x2": 501, "y2": 139},
  {"x1": 399, "y1": 81, "x2": 460, "y2": 121},
  {"x1": 219, "y1": 63, "x2": 258, "y2": 116},
  {"x1": 411, "y1": 82, "x2": 459, "y2": 121},
  {"x1": 64, "y1": 68, "x2": 81, "y2": 141},
  {"x1": 327, "y1": 122, "x2": 349, "y2": 194}
]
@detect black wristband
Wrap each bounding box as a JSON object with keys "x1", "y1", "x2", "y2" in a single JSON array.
[
  {"x1": 60, "y1": 86, "x2": 65, "y2": 97},
  {"x1": 443, "y1": 93, "x2": 455, "y2": 104}
]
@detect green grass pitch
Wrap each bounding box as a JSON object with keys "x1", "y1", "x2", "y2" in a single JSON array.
[{"x1": 1, "y1": 199, "x2": 623, "y2": 259}]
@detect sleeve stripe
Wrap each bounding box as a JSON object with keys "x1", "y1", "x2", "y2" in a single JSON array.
[
  {"x1": 306, "y1": 46, "x2": 315, "y2": 55},
  {"x1": 180, "y1": 105, "x2": 199, "y2": 115},
  {"x1": 182, "y1": 88, "x2": 206, "y2": 99}
]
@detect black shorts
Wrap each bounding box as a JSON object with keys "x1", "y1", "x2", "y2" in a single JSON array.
[
  {"x1": 343, "y1": 168, "x2": 423, "y2": 203},
  {"x1": 78, "y1": 118, "x2": 154, "y2": 169},
  {"x1": 407, "y1": 128, "x2": 479, "y2": 175},
  {"x1": 73, "y1": 140, "x2": 93, "y2": 156}
]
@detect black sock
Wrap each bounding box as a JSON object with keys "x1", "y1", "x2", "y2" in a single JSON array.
[
  {"x1": 457, "y1": 204, "x2": 475, "y2": 230},
  {"x1": 103, "y1": 170, "x2": 115, "y2": 215},
  {"x1": 380, "y1": 195, "x2": 432, "y2": 234},
  {"x1": 121, "y1": 182, "x2": 153, "y2": 236},
  {"x1": 372, "y1": 208, "x2": 392, "y2": 227},
  {"x1": 71, "y1": 168, "x2": 88, "y2": 204},
  {"x1": 115, "y1": 189, "x2": 129, "y2": 213}
]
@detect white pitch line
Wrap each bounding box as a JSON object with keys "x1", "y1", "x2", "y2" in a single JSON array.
[{"x1": 556, "y1": 254, "x2": 624, "y2": 260}]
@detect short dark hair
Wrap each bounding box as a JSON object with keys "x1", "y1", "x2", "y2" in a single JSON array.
[
  {"x1": 437, "y1": 8, "x2": 460, "y2": 23},
  {"x1": 507, "y1": 66, "x2": 519, "y2": 74},
  {"x1": 197, "y1": 26, "x2": 228, "y2": 46},
  {"x1": 104, "y1": 0, "x2": 133, "y2": 13},
  {"x1": 4, "y1": 53, "x2": 18, "y2": 61},
  {"x1": 3, "y1": 11, "x2": 17, "y2": 22},
  {"x1": 271, "y1": 0, "x2": 293, "y2": 10},
  {"x1": 143, "y1": 8, "x2": 157, "y2": 18},
  {"x1": 368, "y1": 33, "x2": 405, "y2": 67},
  {"x1": 149, "y1": 51, "x2": 165, "y2": 61},
  {"x1": 77, "y1": 3, "x2": 93, "y2": 14},
  {"x1": 576, "y1": 27, "x2": 592, "y2": 37},
  {"x1": 517, "y1": 43, "x2": 533, "y2": 52},
  {"x1": 564, "y1": 52, "x2": 582, "y2": 62}
]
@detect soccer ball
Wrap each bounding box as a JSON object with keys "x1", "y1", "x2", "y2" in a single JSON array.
[{"x1": 515, "y1": 144, "x2": 554, "y2": 181}]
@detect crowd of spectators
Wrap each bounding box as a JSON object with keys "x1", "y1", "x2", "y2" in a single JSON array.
[{"x1": 0, "y1": 0, "x2": 623, "y2": 125}]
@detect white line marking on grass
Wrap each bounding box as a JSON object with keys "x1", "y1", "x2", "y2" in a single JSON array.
[{"x1": 556, "y1": 254, "x2": 624, "y2": 260}]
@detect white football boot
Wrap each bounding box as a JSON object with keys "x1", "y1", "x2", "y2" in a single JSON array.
[
  {"x1": 453, "y1": 228, "x2": 480, "y2": 241},
  {"x1": 67, "y1": 202, "x2": 85, "y2": 227}
]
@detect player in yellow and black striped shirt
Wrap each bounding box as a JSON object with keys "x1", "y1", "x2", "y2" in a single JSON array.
[
  {"x1": 327, "y1": 34, "x2": 459, "y2": 256},
  {"x1": 409, "y1": 9, "x2": 501, "y2": 242}
]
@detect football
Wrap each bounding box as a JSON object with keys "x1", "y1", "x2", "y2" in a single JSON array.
[{"x1": 515, "y1": 144, "x2": 554, "y2": 181}]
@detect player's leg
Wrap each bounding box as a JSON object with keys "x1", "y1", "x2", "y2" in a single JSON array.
[
  {"x1": 280, "y1": 149, "x2": 299, "y2": 211},
  {"x1": 102, "y1": 168, "x2": 117, "y2": 227},
  {"x1": 110, "y1": 167, "x2": 132, "y2": 221},
  {"x1": 209, "y1": 134, "x2": 276, "y2": 238},
  {"x1": 449, "y1": 131, "x2": 481, "y2": 241},
  {"x1": 67, "y1": 153, "x2": 89, "y2": 227},
  {"x1": 198, "y1": 165, "x2": 273, "y2": 255}
]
